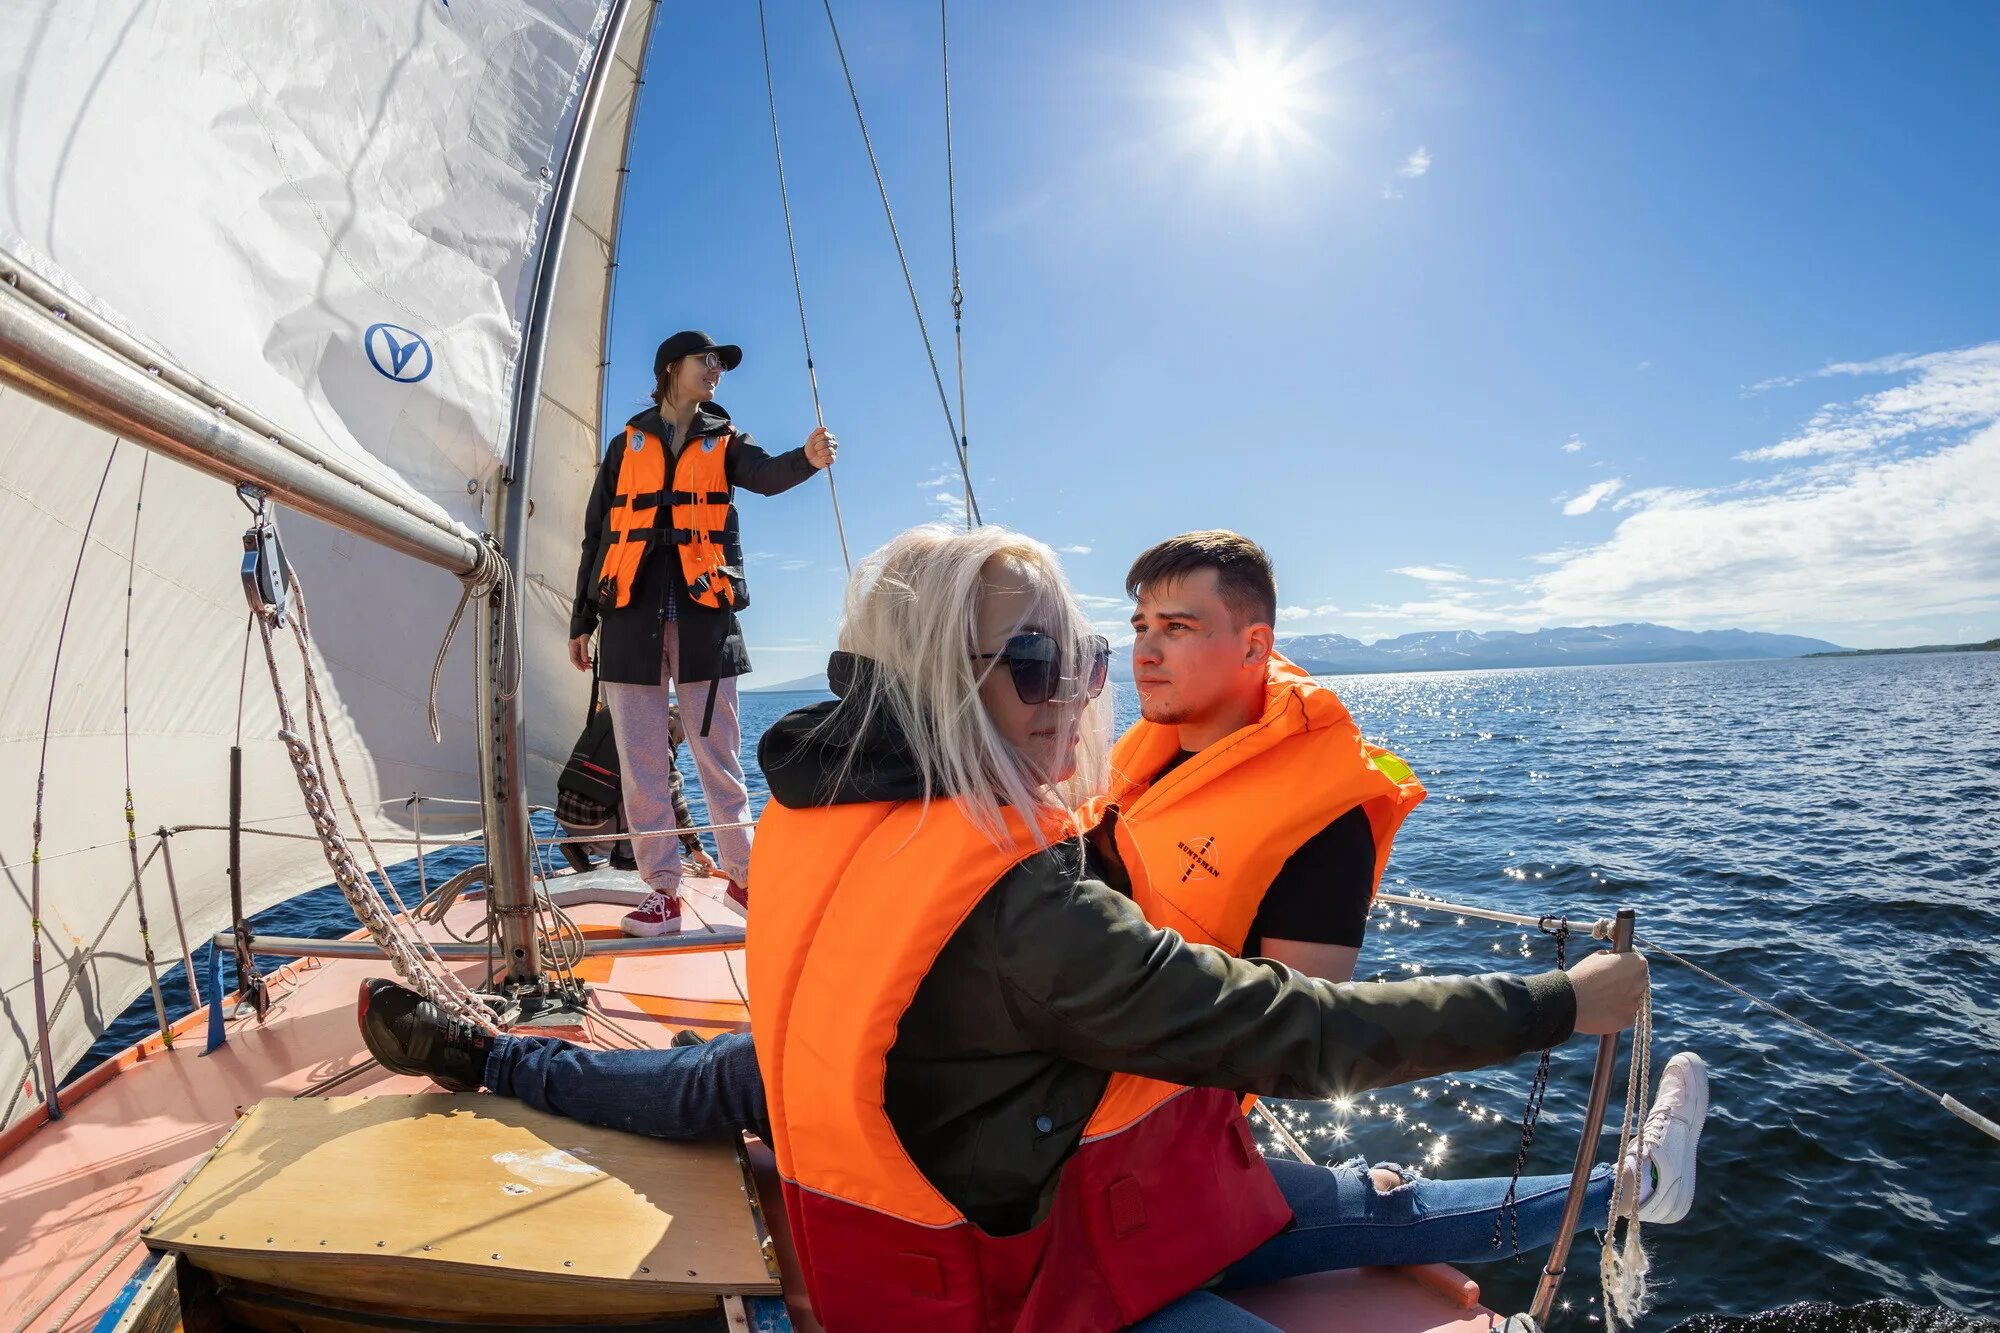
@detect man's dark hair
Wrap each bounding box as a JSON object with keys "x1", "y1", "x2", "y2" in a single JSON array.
[{"x1": 1124, "y1": 530, "x2": 1277, "y2": 628}]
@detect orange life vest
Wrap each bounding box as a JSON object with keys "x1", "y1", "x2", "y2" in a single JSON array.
[
  {"x1": 1105, "y1": 651, "x2": 1425, "y2": 953},
  {"x1": 594, "y1": 425, "x2": 741, "y2": 612},
  {"x1": 1080, "y1": 652, "x2": 1427, "y2": 1136},
  {"x1": 747, "y1": 799, "x2": 1291, "y2": 1333}
]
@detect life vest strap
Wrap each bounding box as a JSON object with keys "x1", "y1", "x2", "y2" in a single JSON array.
[
  {"x1": 670, "y1": 527, "x2": 728, "y2": 546},
  {"x1": 670, "y1": 488, "x2": 732, "y2": 505}
]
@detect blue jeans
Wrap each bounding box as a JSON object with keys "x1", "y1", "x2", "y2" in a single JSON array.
[
  {"x1": 1131, "y1": 1156, "x2": 1615, "y2": 1331},
  {"x1": 483, "y1": 1035, "x2": 1611, "y2": 1330},
  {"x1": 483, "y1": 1029, "x2": 769, "y2": 1142}
]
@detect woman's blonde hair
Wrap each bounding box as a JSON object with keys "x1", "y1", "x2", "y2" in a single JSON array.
[{"x1": 826, "y1": 524, "x2": 1110, "y2": 846}]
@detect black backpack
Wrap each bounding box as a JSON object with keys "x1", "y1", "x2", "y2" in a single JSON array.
[{"x1": 558, "y1": 674, "x2": 621, "y2": 811}]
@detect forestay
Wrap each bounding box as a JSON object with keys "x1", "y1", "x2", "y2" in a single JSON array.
[{"x1": 0, "y1": 0, "x2": 652, "y2": 1127}]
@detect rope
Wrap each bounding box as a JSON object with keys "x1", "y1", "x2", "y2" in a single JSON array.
[
  {"x1": 940, "y1": 0, "x2": 972, "y2": 529},
  {"x1": 1601, "y1": 979, "x2": 1654, "y2": 1328},
  {"x1": 428, "y1": 578, "x2": 478, "y2": 742},
  {"x1": 119, "y1": 453, "x2": 174, "y2": 1049},
  {"x1": 254, "y1": 568, "x2": 500, "y2": 1034},
  {"x1": 0, "y1": 837, "x2": 164, "y2": 1130},
  {"x1": 25, "y1": 439, "x2": 121, "y2": 1121},
  {"x1": 756, "y1": 0, "x2": 851, "y2": 574},
  {"x1": 820, "y1": 0, "x2": 982, "y2": 525}
]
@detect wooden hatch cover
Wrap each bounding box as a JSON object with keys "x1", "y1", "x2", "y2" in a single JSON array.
[{"x1": 141, "y1": 1094, "x2": 781, "y2": 1321}]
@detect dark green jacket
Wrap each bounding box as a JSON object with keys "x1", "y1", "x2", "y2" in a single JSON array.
[{"x1": 759, "y1": 662, "x2": 1577, "y2": 1236}]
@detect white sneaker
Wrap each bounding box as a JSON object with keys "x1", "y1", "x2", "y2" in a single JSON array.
[
  {"x1": 620, "y1": 892, "x2": 683, "y2": 937},
  {"x1": 1632, "y1": 1050, "x2": 1709, "y2": 1224}
]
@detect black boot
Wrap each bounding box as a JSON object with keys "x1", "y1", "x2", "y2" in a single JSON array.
[{"x1": 357, "y1": 978, "x2": 495, "y2": 1092}]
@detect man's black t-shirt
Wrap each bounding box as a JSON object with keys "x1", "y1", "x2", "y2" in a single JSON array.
[{"x1": 1152, "y1": 750, "x2": 1375, "y2": 953}]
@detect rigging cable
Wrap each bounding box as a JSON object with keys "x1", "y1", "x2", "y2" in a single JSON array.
[
  {"x1": 118, "y1": 451, "x2": 174, "y2": 1048},
  {"x1": 940, "y1": 0, "x2": 972, "y2": 529},
  {"x1": 25, "y1": 438, "x2": 121, "y2": 1121},
  {"x1": 756, "y1": 0, "x2": 851, "y2": 572},
  {"x1": 820, "y1": 0, "x2": 982, "y2": 526},
  {"x1": 1377, "y1": 888, "x2": 2000, "y2": 1146}
]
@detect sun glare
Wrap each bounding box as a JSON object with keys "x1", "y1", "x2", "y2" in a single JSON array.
[
  {"x1": 1173, "y1": 28, "x2": 1327, "y2": 166},
  {"x1": 1207, "y1": 55, "x2": 1298, "y2": 136}
]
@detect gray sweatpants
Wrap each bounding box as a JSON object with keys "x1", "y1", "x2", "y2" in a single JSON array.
[{"x1": 602, "y1": 622, "x2": 754, "y2": 894}]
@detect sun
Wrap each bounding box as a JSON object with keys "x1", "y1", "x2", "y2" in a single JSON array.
[
  {"x1": 1174, "y1": 30, "x2": 1325, "y2": 165},
  {"x1": 1201, "y1": 52, "x2": 1305, "y2": 138}
]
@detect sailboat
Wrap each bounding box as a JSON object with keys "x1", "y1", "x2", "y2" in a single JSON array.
[{"x1": 21, "y1": 3, "x2": 1990, "y2": 1329}]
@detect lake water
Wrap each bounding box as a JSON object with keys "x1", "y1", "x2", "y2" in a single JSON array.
[{"x1": 88, "y1": 651, "x2": 2000, "y2": 1328}]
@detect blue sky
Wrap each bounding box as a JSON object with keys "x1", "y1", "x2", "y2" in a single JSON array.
[{"x1": 603, "y1": 1, "x2": 2000, "y2": 678}]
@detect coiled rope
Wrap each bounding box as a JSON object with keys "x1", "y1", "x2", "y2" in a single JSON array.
[{"x1": 1601, "y1": 979, "x2": 1655, "y2": 1328}]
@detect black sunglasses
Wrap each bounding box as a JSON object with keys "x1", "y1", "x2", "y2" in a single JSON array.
[{"x1": 973, "y1": 632, "x2": 1112, "y2": 706}]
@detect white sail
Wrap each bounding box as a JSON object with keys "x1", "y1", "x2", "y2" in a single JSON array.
[{"x1": 0, "y1": 0, "x2": 652, "y2": 1127}]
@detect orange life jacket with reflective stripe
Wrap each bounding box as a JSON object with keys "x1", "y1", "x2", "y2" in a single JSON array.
[
  {"x1": 747, "y1": 799, "x2": 1290, "y2": 1333},
  {"x1": 1080, "y1": 652, "x2": 1427, "y2": 1137},
  {"x1": 594, "y1": 425, "x2": 741, "y2": 612}
]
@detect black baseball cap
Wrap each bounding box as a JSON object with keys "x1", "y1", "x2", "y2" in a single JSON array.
[{"x1": 654, "y1": 330, "x2": 743, "y2": 379}]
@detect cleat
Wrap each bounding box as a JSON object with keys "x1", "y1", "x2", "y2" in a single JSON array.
[
  {"x1": 1634, "y1": 1051, "x2": 1709, "y2": 1224},
  {"x1": 357, "y1": 979, "x2": 492, "y2": 1093},
  {"x1": 621, "y1": 891, "x2": 683, "y2": 937}
]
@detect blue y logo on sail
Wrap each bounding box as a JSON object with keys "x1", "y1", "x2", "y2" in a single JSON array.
[{"x1": 364, "y1": 324, "x2": 434, "y2": 384}]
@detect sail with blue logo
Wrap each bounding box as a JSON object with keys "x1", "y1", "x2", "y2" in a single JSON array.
[{"x1": 0, "y1": 0, "x2": 655, "y2": 1126}]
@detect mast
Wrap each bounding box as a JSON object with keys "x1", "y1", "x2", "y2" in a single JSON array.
[{"x1": 484, "y1": 0, "x2": 646, "y2": 985}]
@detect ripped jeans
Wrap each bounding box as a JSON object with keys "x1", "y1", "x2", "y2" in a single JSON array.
[{"x1": 1130, "y1": 1156, "x2": 1614, "y2": 1331}]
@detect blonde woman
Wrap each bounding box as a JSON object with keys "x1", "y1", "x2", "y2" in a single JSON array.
[{"x1": 362, "y1": 525, "x2": 1701, "y2": 1333}]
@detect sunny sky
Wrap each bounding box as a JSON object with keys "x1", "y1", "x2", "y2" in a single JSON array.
[{"x1": 603, "y1": 1, "x2": 2000, "y2": 679}]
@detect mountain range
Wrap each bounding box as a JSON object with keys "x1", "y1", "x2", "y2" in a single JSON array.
[{"x1": 747, "y1": 623, "x2": 1844, "y2": 692}]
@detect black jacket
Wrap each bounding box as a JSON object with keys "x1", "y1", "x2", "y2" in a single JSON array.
[
  {"x1": 759, "y1": 662, "x2": 1578, "y2": 1236},
  {"x1": 570, "y1": 402, "x2": 819, "y2": 685}
]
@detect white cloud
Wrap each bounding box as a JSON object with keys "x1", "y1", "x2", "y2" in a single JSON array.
[
  {"x1": 1561, "y1": 436, "x2": 1587, "y2": 453},
  {"x1": 1740, "y1": 343, "x2": 2000, "y2": 460},
  {"x1": 1076, "y1": 592, "x2": 1128, "y2": 610},
  {"x1": 1392, "y1": 565, "x2": 1468, "y2": 584},
  {"x1": 1529, "y1": 425, "x2": 2000, "y2": 628},
  {"x1": 1276, "y1": 603, "x2": 1341, "y2": 622},
  {"x1": 1398, "y1": 146, "x2": 1432, "y2": 178},
  {"x1": 1055, "y1": 544, "x2": 1094, "y2": 555},
  {"x1": 1561, "y1": 479, "x2": 1626, "y2": 515},
  {"x1": 929, "y1": 488, "x2": 969, "y2": 527}
]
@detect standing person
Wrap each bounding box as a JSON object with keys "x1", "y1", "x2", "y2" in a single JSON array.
[{"x1": 570, "y1": 330, "x2": 836, "y2": 935}]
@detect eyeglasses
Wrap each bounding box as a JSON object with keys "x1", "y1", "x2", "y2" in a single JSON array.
[
  {"x1": 973, "y1": 632, "x2": 1112, "y2": 706},
  {"x1": 697, "y1": 352, "x2": 723, "y2": 372}
]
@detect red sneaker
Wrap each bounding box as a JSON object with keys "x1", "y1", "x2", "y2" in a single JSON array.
[
  {"x1": 725, "y1": 880, "x2": 750, "y2": 916},
  {"x1": 621, "y1": 892, "x2": 683, "y2": 937}
]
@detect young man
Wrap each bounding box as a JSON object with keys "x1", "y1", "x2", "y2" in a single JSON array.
[{"x1": 1109, "y1": 530, "x2": 1416, "y2": 983}]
